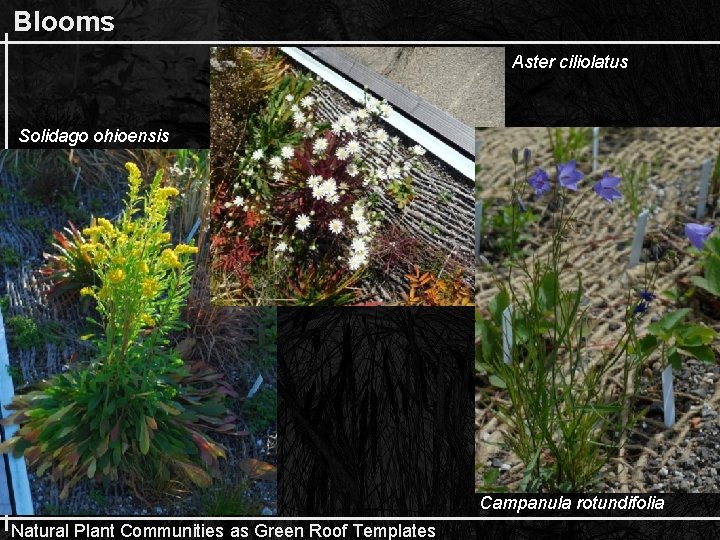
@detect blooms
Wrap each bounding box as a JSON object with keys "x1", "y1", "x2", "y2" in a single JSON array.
[
  {"x1": 275, "y1": 241, "x2": 288, "y2": 253},
  {"x1": 233, "y1": 196, "x2": 245, "y2": 207},
  {"x1": 633, "y1": 289, "x2": 656, "y2": 315},
  {"x1": 685, "y1": 223, "x2": 713, "y2": 250},
  {"x1": 269, "y1": 156, "x2": 283, "y2": 170},
  {"x1": 313, "y1": 137, "x2": 328, "y2": 155},
  {"x1": 295, "y1": 214, "x2": 311, "y2": 231},
  {"x1": 594, "y1": 171, "x2": 623, "y2": 203},
  {"x1": 411, "y1": 145, "x2": 426, "y2": 156},
  {"x1": 300, "y1": 96, "x2": 315, "y2": 108},
  {"x1": 251, "y1": 149, "x2": 264, "y2": 161},
  {"x1": 281, "y1": 146, "x2": 294, "y2": 160},
  {"x1": 329, "y1": 219, "x2": 344, "y2": 234},
  {"x1": 108, "y1": 268, "x2": 125, "y2": 284},
  {"x1": 557, "y1": 160, "x2": 584, "y2": 191},
  {"x1": 528, "y1": 168, "x2": 552, "y2": 197},
  {"x1": 346, "y1": 140, "x2": 361, "y2": 155},
  {"x1": 141, "y1": 278, "x2": 159, "y2": 296},
  {"x1": 160, "y1": 248, "x2": 181, "y2": 269}
]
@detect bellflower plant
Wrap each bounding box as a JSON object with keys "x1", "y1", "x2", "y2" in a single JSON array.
[{"x1": 477, "y1": 148, "x2": 656, "y2": 492}]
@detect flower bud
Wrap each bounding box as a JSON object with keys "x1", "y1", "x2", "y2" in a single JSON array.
[
  {"x1": 511, "y1": 148, "x2": 519, "y2": 164},
  {"x1": 523, "y1": 148, "x2": 532, "y2": 166}
]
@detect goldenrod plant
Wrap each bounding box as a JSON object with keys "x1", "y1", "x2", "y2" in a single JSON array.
[{"x1": 1, "y1": 164, "x2": 237, "y2": 500}]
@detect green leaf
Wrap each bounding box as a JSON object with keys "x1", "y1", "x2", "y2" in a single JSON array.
[
  {"x1": 679, "y1": 345, "x2": 716, "y2": 364},
  {"x1": 488, "y1": 289, "x2": 510, "y2": 322},
  {"x1": 483, "y1": 468, "x2": 500, "y2": 487},
  {"x1": 690, "y1": 276, "x2": 720, "y2": 296},
  {"x1": 675, "y1": 323, "x2": 716, "y2": 347},
  {"x1": 659, "y1": 308, "x2": 690, "y2": 332},
  {"x1": 668, "y1": 348, "x2": 682, "y2": 370},
  {"x1": 636, "y1": 335, "x2": 659, "y2": 357},
  {"x1": 489, "y1": 375, "x2": 507, "y2": 389},
  {"x1": 86, "y1": 457, "x2": 97, "y2": 479},
  {"x1": 46, "y1": 403, "x2": 74, "y2": 423}
]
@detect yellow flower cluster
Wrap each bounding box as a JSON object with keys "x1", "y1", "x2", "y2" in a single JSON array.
[
  {"x1": 126, "y1": 162, "x2": 143, "y2": 200},
  {"x1": 174, "y1": 244, "x2": 199, "y2": 256},
  {"x1": 141, "y1": 313, "x2": 156, "y2": 327},
  {"x1": 108, "y1": 268, "x2": 125, "y2": 283},
  {"x1": 160, "y1": 248, "x2": 181, "y2": 269},
  {"x1": 141, "y1": 278, "x2": 159, "y2": 296}
]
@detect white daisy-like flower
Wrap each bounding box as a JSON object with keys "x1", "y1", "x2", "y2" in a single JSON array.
[
  {"x1": 348, "y1": 253, "x2": 367, "y2": 271},
  {"x1": 331, "y1": 121, "x2": 343, "y2": 135},
  {"x1": 411, "y1": 145, "x2": 426, "y2": 156},
  {"x1": 329, "y1": 219, "x2": 344, "y2": 234},
  {"x1": 386, "y1": 163, "x2": 402, "y2": 180},
  {"x1": 403, "y1": 162, "x2": 413, "y2": 172},
  {"x1": 281, "y1": 145, "x2": 294, "y2": 159},
  {"x1": 351, "y1": 202, "x2": 365, "y2": 222},
  {"x1": 307, "y1": 175, "x2": 322, "y2": 189},
  {"x1": 378, "y1": 102, "x2": 392, "y2": 116},
  {"x1": 351, "y1": 237, "x2": 368, "y2": 255},
  {"x1": 328, "y1": 193, "x2": 341, "y2": 205},
  {"x1": 320, "y1": 179, "x2": 337, "y2": 200},
  {"x1": 269, "y1": 156, "x2": 283, "y2": 170},
  {"x1": 226, "y1": 220, "x2": 234, "y2": 229},
  {"x1": 356, "y1": 219, "x2": 371, "y2": 235},
  {"x1": 285, "y1": 94, "x2": 295, "y2": 102},
  {"x1": 312, "y1": 185, "x2": 324, "y2": 200},
  {"x1": 275, "y1": 241, "x2": 288, "y2": 253},
  {"x1": 347, "y1": 163, "x2": 359, "y2": 177},
  {"x1": 224, "y1": 201, "x2": 233, "y2": 208},
  {"x1": 300, "y1": 96, "x2": 315, "y2": 108},
  {"x1": 251, "y1": 149, "x2": 264, "y2": 161},
  {"x1": 272, "y1": 171, "x2": 282, "y2": 181},
  {"x1": 233, "y1": 195, "x2": 245, "y2": 207},
  {"x1": 336, "y1": 147, "x2": 350, "y2": 160},
  {"x1": 295, "y1": 214, "x2": 311, "y2": 231},
  {"x1": 313, "y1": 137, "x2": 328, "y2": 154},
  {"x1": 346, "y1": 140, "x2": 361, "y2": 155},
  {"x1": 339, "y1": 116, "x2": 357, "y2": 134},
  {"x1": 292, "y1": 111, "x2": 306, "y2": 125},
  {"x1": 391, "y1": 136, "x2": 400, "y2": 145},
  {"x1": 374, "y1": 129, "x2": 389, "y2": 143},
  {"x1": 290, "y1": 104, "x2": 299, "y2": 112},
  {"x1": 356, "y1": 109, "x2": 369, "y2": 120}
]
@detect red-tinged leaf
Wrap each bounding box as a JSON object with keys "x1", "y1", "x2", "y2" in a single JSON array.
[
  {"x1": 176, "y1": 461, "x2": 212, "y2": 488},
  {"x1": 239, "y1": 458, "x2": 277, "y2": 481},
  {"x1": 110, "y1": 421, "x2": 120, "y2": 442}
]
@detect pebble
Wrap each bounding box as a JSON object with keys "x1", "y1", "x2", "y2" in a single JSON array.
[
  {"x1": 500, "y1": 463, "x2": 511, "y2": 471},
  {"x1": 261, "y1": 507, "x2": 273, "y2": 516},
  {"x1": 659, "y1": 467, "x2": 668, "y2": 477}
]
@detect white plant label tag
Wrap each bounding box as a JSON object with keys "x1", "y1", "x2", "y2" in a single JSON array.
[
  {"x1": 592, "y1": 127, "x2": 600, "y2": 172},
  {"x1": 502, "y1": 305, "x2": 513, "y2": 365},
  {"x1": 247, "y1": 374, "x2": 264, "y2": 400},
  {"x1": 662, "y1": 364, "x2": 676, "y2": 428},
  {"x1": 475, "y1": 200, "x2": 483, "y2": 262},
  {"x1": 628, "y1": 209, "x2": 649, "y2": 268},
  {"x1": 696, "y1": 158, "x2": 713, "y2": 219}
]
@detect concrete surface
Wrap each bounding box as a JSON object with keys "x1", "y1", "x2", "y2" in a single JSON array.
[{"x1": 337, "y1": 47, "x2": 504, "y2": 128}]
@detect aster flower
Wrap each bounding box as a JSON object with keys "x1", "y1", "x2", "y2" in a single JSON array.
[
  {"x1": 269, "y1": 156, "x2": 283, "y2": 170},
  {"x1": 685, "y1": 223, "x2": 713, "y2": 250},
  {"x1": 281, "y1": 146, "x2": 294, "y2": 160},
  {"x1": 300, "y1": 96, "x2": 315, "y2": 108},
  {"x1": 557, "y1": 160, "x2": 584, "y2": 191},
  {"x1": 295, "y1": 214, "x2": 311, "y2": 232},
  {"x1": 251, "y1": 149, "x2": 264, "y2": 161},
  {"x1": 307, "y1": 175, "x2": 322, "y2": 189},
  {"x1": 275, "y1": 241, "x2": 288, "y2": 253},
  {"x1": 233, "y1": 196, "x2": 244, "y2": 207},
  {"x1": 313, "y1": 137, "x2": 328, "y2": 155},
  {"x1": 329, "y1": 219, "x2": 344, "y2": 234},
  {"x1": 348, "y1": 253, "x2": 367, "y2": 271},
  {"x1": 346, "y1": 140, "x2": 361, "y2": 154},
  {"x1": 528, "y1": 168, "x2": 552, "y2": 197},
  {"x1": 594, "y1": 171, "x2": 623, "y2": 203}
]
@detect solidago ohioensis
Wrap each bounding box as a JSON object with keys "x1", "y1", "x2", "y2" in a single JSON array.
[{"x1": 0, "y1": 163, "x2": 238, "y2": 500}]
